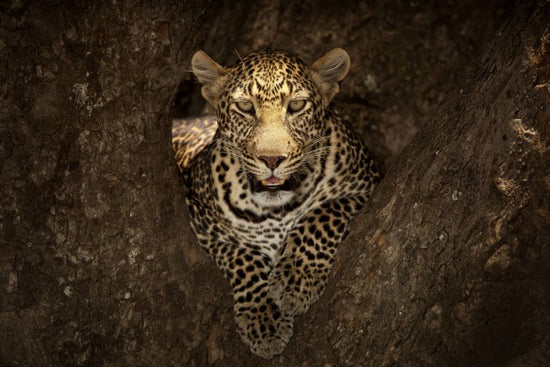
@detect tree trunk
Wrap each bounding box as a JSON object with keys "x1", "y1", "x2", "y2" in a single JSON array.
[
  {"x1": 294, "y1": 3, "x2": 550, "y2": 366},
  {"x1": 1, "y1": 1, "x2": 548, "y2": 366},
  {"x1": 0, "y1": 1, "x2": 220, "y2": 365}
]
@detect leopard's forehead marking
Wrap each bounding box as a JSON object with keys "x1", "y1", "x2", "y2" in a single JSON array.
[{"x1": 229, "y1": 50, "x2": 310, "y2": 102}]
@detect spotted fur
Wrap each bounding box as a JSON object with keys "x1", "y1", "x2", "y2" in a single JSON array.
[
  {"x1": 172, "y1": 116, "x2": 217, "y2": 171},
  {"x1": 173, "y1": 48, "x2": 380, "y2": 358}
]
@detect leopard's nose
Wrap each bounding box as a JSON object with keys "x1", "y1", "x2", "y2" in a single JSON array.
[{"x1": 258, "y1": 155, "x2": 286, "y2": 170}]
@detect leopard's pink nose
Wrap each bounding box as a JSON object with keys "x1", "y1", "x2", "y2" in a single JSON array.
[{"x1": 258, "y1": 155, "x2": 286, "y2": 170}]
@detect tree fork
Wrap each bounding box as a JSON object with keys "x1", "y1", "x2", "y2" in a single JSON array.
[{"x1": 1, "y1": 1, "x2": 548, "y2": 366}]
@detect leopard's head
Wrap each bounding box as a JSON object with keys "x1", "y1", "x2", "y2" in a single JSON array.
[{"x1": 192, "y1": 48, "x2": 350, "y2": 207}]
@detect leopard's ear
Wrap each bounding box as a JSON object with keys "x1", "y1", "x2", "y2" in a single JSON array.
[
  {"x1": 192, "y1": 50, "x2": 229, "y2": 106},
  {"x1": 310, "y1": 48, "x2": 350, "y2": 105}
]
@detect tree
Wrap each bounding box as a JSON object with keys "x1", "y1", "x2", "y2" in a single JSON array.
[
  {"x1": 0, "y1": 1, "x2": 220, "y2": 365},
  {"x1": 1, "y1": 0, "x2": 548, "y2": 366}
]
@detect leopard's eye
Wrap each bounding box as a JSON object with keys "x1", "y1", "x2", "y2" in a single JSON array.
[
  {"x1": 235, "y1": 101, "x2": 255, "y2": 114},
  {"x1": 288, "y1": 99, "x2": 306, "y2": 113}
]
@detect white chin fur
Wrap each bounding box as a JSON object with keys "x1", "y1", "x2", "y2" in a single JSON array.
[{"x1": 252, "y1": 191, "x2": 295, "y2": 208}]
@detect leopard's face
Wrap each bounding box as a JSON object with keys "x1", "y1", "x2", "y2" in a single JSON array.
[
  {"x1": 219, "y1": 51, "x2": 327, "y2": 207},
  {"x1": 193, "y1": 49, "x2": 350, "y2": 208}
]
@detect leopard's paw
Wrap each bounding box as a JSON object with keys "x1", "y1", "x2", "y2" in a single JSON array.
[
  {"x1": 268, "y1": 257, "x2": 323, "y2": 316},
  {"x1": 234, "y1": 298, "x2": 294, "y2": 359}
]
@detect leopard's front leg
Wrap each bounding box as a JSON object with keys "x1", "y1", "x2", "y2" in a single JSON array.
[
  {"x1": 207, "y1": 242, "x2": 294, "y2": 359},
  {"x1": 268, "y1": 197, "x2": 365, "y2": 316}
]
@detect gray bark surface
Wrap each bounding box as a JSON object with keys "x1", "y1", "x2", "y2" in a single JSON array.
[{"x1": 1, "y1": 1, "x2": 548, "y2": 366}]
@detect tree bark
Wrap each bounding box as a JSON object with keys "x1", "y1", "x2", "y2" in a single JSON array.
[
  {"x1": 1, "y1": 1, "x2": 549, "y2": 366},
  {"x1": 295, "y1": 3, "x2": 550, "y2": 366},
  {"x1": 0, "y1": 1, "x2": 220, "y2": 365}
]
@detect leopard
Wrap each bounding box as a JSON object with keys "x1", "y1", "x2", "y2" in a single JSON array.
[{"x1": 172, "y1": 48, "x2": 380, "y2": 359}]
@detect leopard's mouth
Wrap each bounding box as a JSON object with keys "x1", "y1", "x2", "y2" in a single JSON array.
[{"x1": 250, "y1": 175, "x2": 301, "y2": 192}]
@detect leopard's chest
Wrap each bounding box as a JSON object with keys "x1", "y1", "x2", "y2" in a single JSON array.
[{"x1": 224, "y1": 213, "x2": 297, "y2": 263}]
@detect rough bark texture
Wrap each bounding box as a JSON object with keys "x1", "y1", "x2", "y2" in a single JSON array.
[
  {"x1": 295, "y1": 3, "x2": 550, "y2": 366},
  {"x1": 0, "y1": 1, "x2": 219, "y2": 365},
  {"x1": 1, "y1": 0, "x2": 549, "y2": 366}
]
